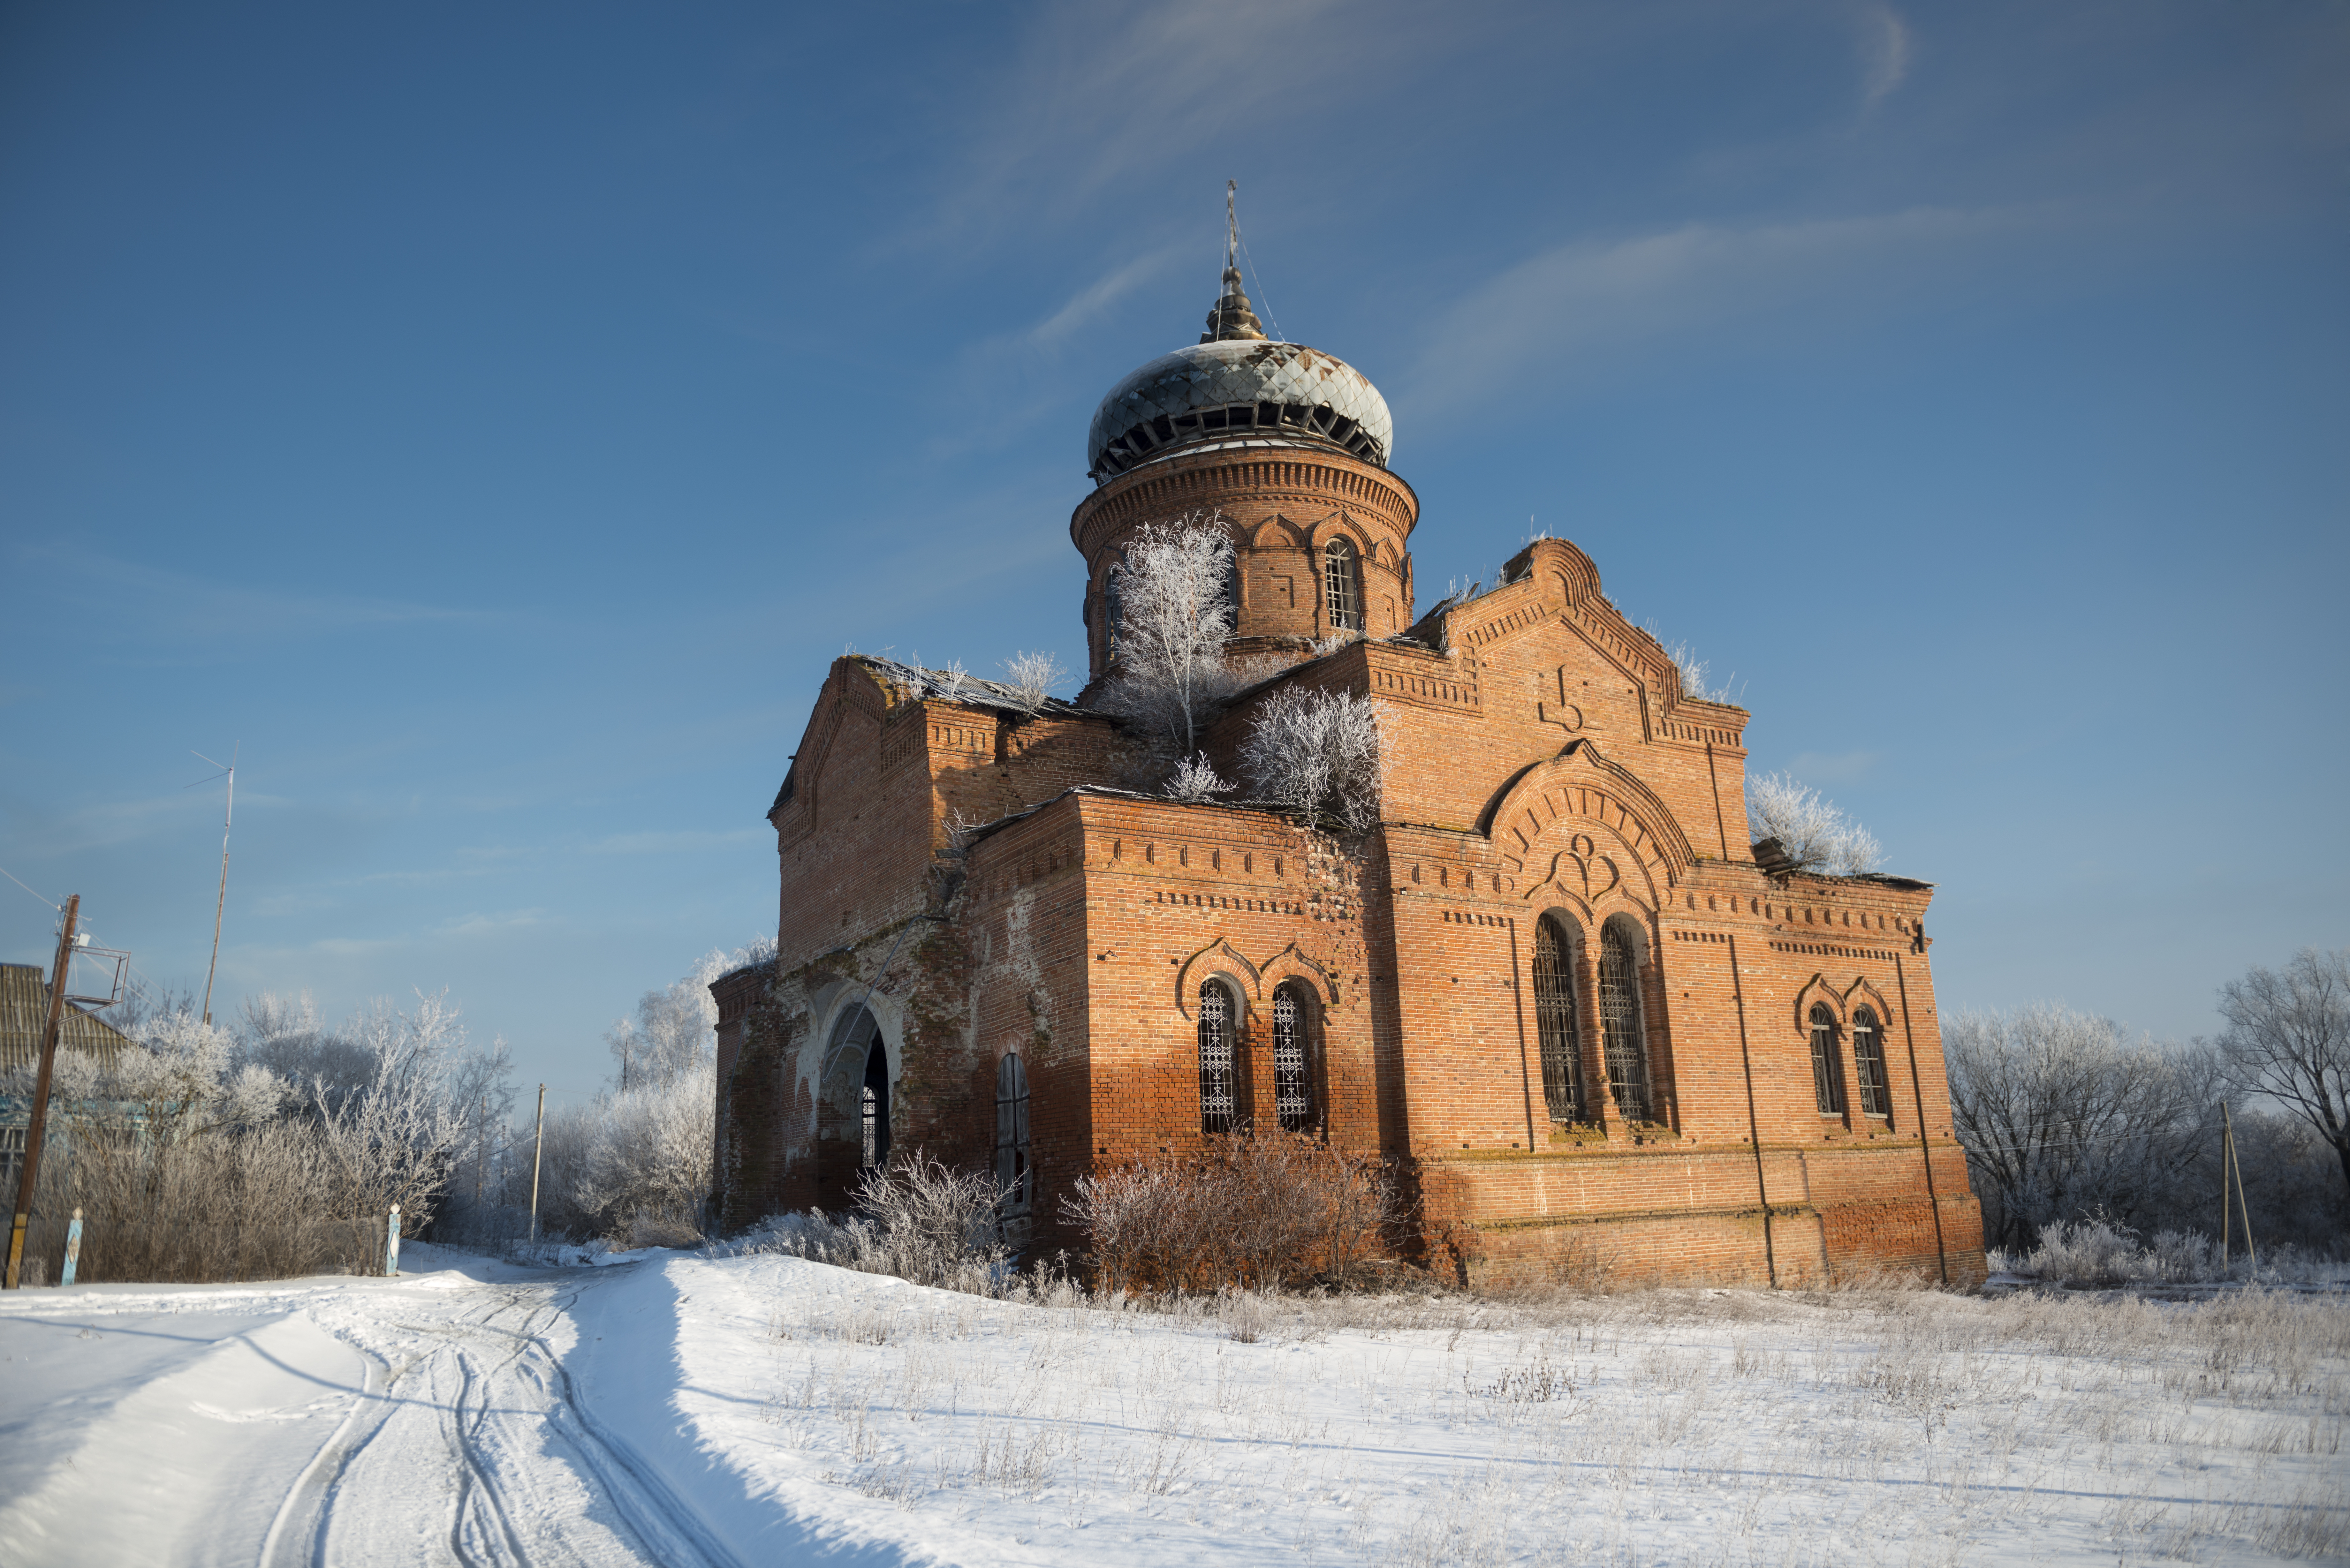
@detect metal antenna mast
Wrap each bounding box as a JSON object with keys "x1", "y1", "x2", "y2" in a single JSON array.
[{"x1": 193, "y1": 745, "x2": 237, "y2": 1025}]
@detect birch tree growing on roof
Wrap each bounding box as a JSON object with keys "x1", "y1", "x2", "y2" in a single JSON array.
[{"x1": 1097, "y1": 511, "x2": 1248, "y2": 757}]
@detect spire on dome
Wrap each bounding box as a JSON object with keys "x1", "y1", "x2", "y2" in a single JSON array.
[{"x1": 1201, "y1": 180, "x2": 1269, "y2": 343}]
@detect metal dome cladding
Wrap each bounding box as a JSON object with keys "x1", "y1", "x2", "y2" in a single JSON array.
[{"x1": 1086, "y1": 338, "x2": 1394, "y2": 480}]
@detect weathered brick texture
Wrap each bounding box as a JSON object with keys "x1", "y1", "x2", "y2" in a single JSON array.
[{"x1": 715, "y1": 431, "x2": 1984, "y2": 1291}]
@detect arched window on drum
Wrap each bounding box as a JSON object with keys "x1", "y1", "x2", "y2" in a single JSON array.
[
  {"x1": 1198, "y1": 980, "x2": 1240, "y2": 1135},
  {"x1": 1271, "y1": 983, "x2": 1316, "y2": 1133},
  {"x1": 1323, "y1": 538, "x2": 1361, "y2": 632},
  {"x1": 1531, "y1": 915, "x2": 1586, "y2": 1124}
]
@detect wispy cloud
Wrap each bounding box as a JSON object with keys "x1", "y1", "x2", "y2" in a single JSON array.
[
  {"x1": 1790, "y1": 750, "x2": 1883, "y2": 783},
  {"x1": 1855, "y1": 3, "x2": 1913, "y2": 108},
  {"x1": 585, "y1": 829, "x2": 766, "y2": 856},
  {"x1": 1406, "y1": 202, "x2": 2058, "y2": 415},
  {"x1": 17, "y1": 545, "x2": 509, "y2": 654}
]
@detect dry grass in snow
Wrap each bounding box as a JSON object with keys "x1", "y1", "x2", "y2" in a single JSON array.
[{"x1": 663, "y1": 1256, "x2": 2350, "y2": 1567}]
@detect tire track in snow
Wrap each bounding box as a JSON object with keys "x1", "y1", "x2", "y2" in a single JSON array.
[{"x1": 282, "y1": 1271, "x2": 740, "y2": 1568}]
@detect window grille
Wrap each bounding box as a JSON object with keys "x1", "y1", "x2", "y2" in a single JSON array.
[
  {"x1": 859, "y1": 1041, "x2": 891, "y2": 1172},
  {"x1": 1531, "y1": 916, "x2": 1584, "y2": 1123},
  {"x1": 1323, "y1": 538, "x2": 1361, "y2": 631},
  {"x1": 995, "y1": 1053, "x2": 1032, "y2": 1217},
  {"x1": 1597, "y1": 923, "x2": 1653, "y2": 1123},
  {"x1": 1272, "y1": 987, "x2": 1312, "y2": 1132},
  {"x1": 1852, "y1": 1007, "x2": 1891, "y2": 1119},
  {"x1": 1809, "y1": 1003, "x2": 1846, "y2": 1114},
  {"x1": 1198, "y1": 982, "x2": 1237, "y2": 1134}
]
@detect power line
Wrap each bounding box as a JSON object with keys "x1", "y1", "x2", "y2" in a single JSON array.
[{"x1": 0, "y1": 864, "x2": 57, "y2": 911}]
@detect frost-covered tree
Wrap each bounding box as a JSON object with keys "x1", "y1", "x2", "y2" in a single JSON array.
[
  {"x1": 605, "y1": 937, "x2": 776, "y2": 1089},
  {"x1": 999, "y1": 650, "x2": 1070, "y2": 716},
  {"x1": 1945, "y1": 1006, "x2": 2215, "y2": 1248},
  {"x1": 2215, "y1": 947, "x2": 2350, "y2": 1202},
  {"x1": 1745, "y1": 771, "x2": 1883, "y2": 876},
  {"x1": 1241, "y1": 686, "x2": 1390, "y2": 833},
  {"x1": 1098, "y1": 511, "x2": 1251, "y2": 756}
]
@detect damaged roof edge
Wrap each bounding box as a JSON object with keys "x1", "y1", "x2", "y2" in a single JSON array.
[{"x1": 955, "y1": 785, "x2": 1299, "y2": 854}]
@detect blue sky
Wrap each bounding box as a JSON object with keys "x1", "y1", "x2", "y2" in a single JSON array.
[{"x1": 3, "y1": 2, "x2": 2344, "y2": 1109}]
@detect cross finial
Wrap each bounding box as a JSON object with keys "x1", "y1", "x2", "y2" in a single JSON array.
[
  {"x1": 1226, "y1": 179, "x2": 1239, "y2": 272},
  {"x1": 1202, "y1": 181, "x2": 1268, "y2": 343}
]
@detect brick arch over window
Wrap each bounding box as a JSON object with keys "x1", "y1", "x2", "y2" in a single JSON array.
[
  {"x1": 1791, "y1": 974, "x2": 1847, "y2": 1034},
  {"x1": 1487, "y1": 740, "x2": 1697, "y2": 901},
  {"x1": 1175, "y1": 938, "x2": 1262, "y2": 1015}
]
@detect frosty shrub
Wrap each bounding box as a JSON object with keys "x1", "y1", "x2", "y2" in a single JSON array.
[
  {"x1": 1097, "y1": 511, "x2": 1254, "y2": 756},
  {"x1": 1745, "y1": 771, "x2": 1883, "y2": 876},
  {"x1": 1660, "y1": 639, "x2": 1738, "y2": 705},
  {"x1": 1061, "y1": 1130, "x2": 1397, "y2": 1295},
  {"x1": 1240, "y1": 686, "x2": 1390, "y2": 832},
  {"x1": 1163, "y1": 752, "x2": 1230, "y2": 803},
  {"x1": 756, "y1": 1150, "x2": 1010, "y2": 1294},
  {"x1": 1000, "y1": 649, "x2": 1069, "y2": 715}
]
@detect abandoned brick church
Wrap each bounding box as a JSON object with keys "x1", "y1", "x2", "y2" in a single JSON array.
[{"x1": 712, "y1": 260, "x2": 1987, "y2": 1288}]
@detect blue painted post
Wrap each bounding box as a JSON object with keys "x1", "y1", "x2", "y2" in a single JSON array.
[
  {"x1": 60, "y1": 1207, "x2": 82, "y2": 1287},
  {"x1": 385, "y1": 1204, "x2": 400, "y2": 1277}
]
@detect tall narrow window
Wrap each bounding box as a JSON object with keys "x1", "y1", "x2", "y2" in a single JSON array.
[
  {"x1": 995, "y1": 1053, "x2": 1032, "y2": 1218},
  {"x1": 1597, "y1": 921, "x2": 1654, "y2": 1123},
  {"x1": 860, "y1": 1042, "x2": 891, "y2": 1172},
  {"x1": 1852, "y1": 1006, "x2": 1891, "y2": 1119},
  {"x1": 1198, "y1": 982, "x2": 1237, "y2": 1134},
  {"x1": 1531, "y1": 915, "x2": 1584, "y2": 1123},
  {"x1": 1323, "y1": 538, "x2": 1361, "y2": 631},
  {"x1": 1809, "y1": 1004, "x2": 1846, "y2": 1115},
  {"x1": 1272, "y1": 985, "x2": 1313, "y2": 1132}
]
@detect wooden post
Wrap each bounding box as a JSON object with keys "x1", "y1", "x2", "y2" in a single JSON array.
[
  {"x1": 6, "y1": 895, "x2": 79, "y2": 1290},
  {"x1": 385, "y1": 1204, "x2": 401, "y2": 1277},
  {"x1": 2223, "y1": 1101, "x2": 2255, "y2": 1279},
  {"x1": 528, "y1": 1084, "x2": 546, "y2": 1245},
  {"x1": 2220, "y1": 1100, "x2": 2233, "y2": 1272},
  {"x1": 61, "y1": 1208, "x2": 82, "y2": 1287}
]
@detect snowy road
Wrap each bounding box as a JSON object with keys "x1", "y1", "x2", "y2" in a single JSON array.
[
  {"x1": 4, "y1": 1246, "x2": 2344, "y2": 1566},
  {"x1": 0, "y1": 1251, "x2": 743, "y2": 1568}
]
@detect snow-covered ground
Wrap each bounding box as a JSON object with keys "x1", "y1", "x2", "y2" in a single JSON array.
[{"x1": 2, "y1": 1247, "x2": 2343, "y2": 1566}]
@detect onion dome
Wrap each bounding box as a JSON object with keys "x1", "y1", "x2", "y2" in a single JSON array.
[{"x1": 1086, "y1": 268, "x2": 1394, "y2": 481}]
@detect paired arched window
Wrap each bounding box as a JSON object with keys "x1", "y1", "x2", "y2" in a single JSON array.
[
  {"x1": 995, "y1": 1053, "x2": 1032, "y2": 1217},
  {"x1": 1271, "y1": 984, "x2": 1315, "y2": 1132},
  {"x1": 1323, "y1": 538, "x2": 1361, "y2": 631},
  {"x1": 1808, "y1": 1004, "x2": 1846, "y2": 1115},
  {"x1": 1597, "y1": 920, "x2": 1655, "y2": 1124},
  {"x1": 1531, "y1": 915, "x2": 1585, "y2": 1123},
  {"x1": 1198, "y1": 981, "x2": 1238, "y2": 1134},
  {"x1": 1852, "y1": 1006, "x2": 1891, "y2": 1119}
]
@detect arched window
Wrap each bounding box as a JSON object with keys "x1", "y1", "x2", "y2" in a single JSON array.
[
  {"x1": 1852, "y1": 1006, "x2": 1891, "y2": 1119},
  {"x1": 859, "y1": 1035, "x2": 891, "y2": 1172},
  {"x1": 995, "y1": 1053, "x2": 1032, "y2": 1218},
  {"x1": 1809, "y1": 1004, "x2": 1846, "y2": 1115},
  {"x1": 1323, "y1": 538, "x2": 1361, "y2": 632},
  {"x1": 1271, "y1": 984, "x2": 1314, "y2": 1132},
  {"x1": 1198, "y1": 981, "x2": 1238, "y2": 1134},
  {"x1": 1531, "y1": 915, "x2": 1585, "y2": 1123},
  {"x1": 1597, "y1": 921, "x2": 1654, "y2": 1123}
]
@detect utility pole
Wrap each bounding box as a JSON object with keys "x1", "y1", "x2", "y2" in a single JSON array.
[
  {"x1": 7, "y1": 895, "x2": 80, "y2": 1289},
  {"x1": 475, "y1": 1093, "x2": 486, "y2": 1204},
  {"x1": 2220, "y1": 1101, "x2": 2257, "y2": 1278},
  {"x1": 528, "y1": 1084, "x2": 546, "y2": 1244},
  {"x1": 195, "y1": 747, "x2": 236, "y2": 1026}
]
